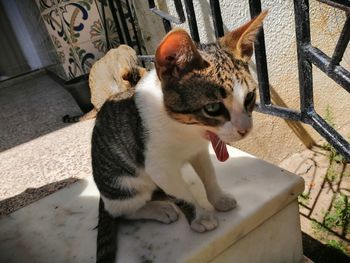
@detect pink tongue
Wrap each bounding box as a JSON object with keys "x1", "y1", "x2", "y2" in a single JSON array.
[{"x1": 206, "y1": 131, "x2": 229, "y2": 162}]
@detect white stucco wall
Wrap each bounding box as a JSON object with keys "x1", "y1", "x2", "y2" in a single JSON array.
[{"x1": 133, "y1": 0, "x2": 350, "y2": 164}]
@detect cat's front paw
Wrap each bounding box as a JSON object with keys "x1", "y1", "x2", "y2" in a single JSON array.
[
  {"x1": 151, "y1": 201, "x2": 179, "y2": 224},
  {"x1": 190, "y1": 211, "x2": 218, "y2": 233},
  {"x1": 212, "y1": 193, "x2": 237, "y2": 212}
]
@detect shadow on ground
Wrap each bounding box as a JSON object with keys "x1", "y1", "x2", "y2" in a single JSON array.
[
  {"x1": 0, "y1": 73, "x2": 82, "y2": 152},
  {"x1": 303, "y1": 232, "x2": 350, "y2": 263},
  {"x1": 280, "y1": 143, "x2": 350, "y2": 260},
  {"x1": 0, "y1": 178, "x2": 79, "y2": 217}
]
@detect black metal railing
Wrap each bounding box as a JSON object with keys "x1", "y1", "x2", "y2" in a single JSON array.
[
  {"x1": 293, "y1": 0, "x2": 350, "y2": 162},
  {"x1": 106, "y1": 0, "x2": 350, "y2": 161},
  {"x1": 103, "y1": 0, "x2": 145, "y2": 55},
  {"x1": 143, "y1": 0, "x2": 350, "y2": 162}
]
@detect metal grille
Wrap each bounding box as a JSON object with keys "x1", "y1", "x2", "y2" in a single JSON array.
[
  {"x1": 107, "y1": 0, "x2": 350, "y2": 161},
  {"x1": 142, "y1": 0, "x2": 350, "y2": 162}
]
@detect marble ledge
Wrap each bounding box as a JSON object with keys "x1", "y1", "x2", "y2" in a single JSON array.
[{"x1": 0, "y1": 146, "x2": 304, "y2": 263}]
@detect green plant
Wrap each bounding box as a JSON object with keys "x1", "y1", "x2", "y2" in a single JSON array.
[
  {"x1": 326, "y1": 239, "x2": 347, "y2": 254},
  {"x1": 311, "y1": 220, "x2": 327, "y2": 238},
  {"x1": 325, "y1": 105, "x2": 336, "y2": 128},
  {"x1": 325, "y1": 166, "x2": 338, "y2": 183},
  {"x1": 322, "y1": 140, "x2": 345, "y2": 163},
  {"x1": 324, "y1": 194, "x2": 350, "y2": 231},
  {"x1": 298, "y1": 192, "x2": 310, "y2": 206},
  {"x1": 322, "y1": 106, "x2": 345, "y2": 163}
]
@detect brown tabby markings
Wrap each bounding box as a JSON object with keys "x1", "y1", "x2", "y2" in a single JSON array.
[{"x1": 164, "y1": 43, "x2": 256, "y2": 127}]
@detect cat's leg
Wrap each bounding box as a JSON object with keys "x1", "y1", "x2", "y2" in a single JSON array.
[
  {"x1": 190, "y1": 149, "x2": 237, "y2": 212},
  {"x1": 79, "y1": 108, "x2": 97, "y2": 121},
  {"x1": 100, "y1": 176, "x2": 178, "y2": 224},
  {"x1": 101, "y1": 196, "x2": 178, "y2": 224},
  {"x1": 145, "y1": 162, "x2": 218, "y2": 233},
  {"x1": 125, "y1": 200, "x2": 179, "y2": 224}
]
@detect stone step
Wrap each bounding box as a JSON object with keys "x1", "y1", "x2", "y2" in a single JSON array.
[{"x1": 0, "y1": 146, "x2": 304, "y2": 263}]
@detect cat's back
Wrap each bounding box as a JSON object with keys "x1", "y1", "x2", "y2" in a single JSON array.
[
  {"x1": 94, "y1": 93, "x2": 138, "y2": 133},
  {"x1": 91, "y1": 94, "x2": 147, "y2": 179}
]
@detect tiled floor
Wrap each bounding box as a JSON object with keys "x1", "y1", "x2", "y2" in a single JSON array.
[
  {"x1": 0, "y1": 73, "x2": 92, "y2": 216},
  {"x1": 0, "y1": 72, "x2": 82, "y2": 152}
]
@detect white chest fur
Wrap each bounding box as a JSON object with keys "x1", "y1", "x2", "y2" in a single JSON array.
[{"x1": 135, "y1": 70, "x2": 209, "y2": 167}]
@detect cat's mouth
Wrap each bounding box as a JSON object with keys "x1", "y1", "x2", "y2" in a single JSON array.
[{"x1": 205, "y1": 131, "x2": 229, "y2": 162}]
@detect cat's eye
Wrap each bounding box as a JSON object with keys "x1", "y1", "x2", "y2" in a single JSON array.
[
  {"x1": 203, "y1": 103, "x2": 223, "y2": 117},
  {"x1": 244, "y1": 91, "x2": 256, "y2": 112}
]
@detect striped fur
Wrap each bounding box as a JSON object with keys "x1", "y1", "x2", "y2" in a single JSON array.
[
  {"x1": 96, "y1": 198, "x2": 118, "y2": 263},
  {"x1": 92, "y1": 12, "x2": 267, "y2": 263},
  {"x1": 62, "y1": 108, "x2": 98, "y2": 123}
]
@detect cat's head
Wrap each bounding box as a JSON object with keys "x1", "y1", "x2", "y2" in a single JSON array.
[{"x1": 155, "y1": 12, "x2": 267, "y2": 160}]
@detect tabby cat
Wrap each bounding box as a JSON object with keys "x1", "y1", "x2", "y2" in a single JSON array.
[{"x1": 92, "y1": 11, "x2": 267, "y2": 263}]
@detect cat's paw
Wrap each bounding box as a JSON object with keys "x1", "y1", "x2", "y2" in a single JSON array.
[
  {"x1": 190, "y1": 211, "x2": 218, "y2": 233},
  {"x1": 151, "y1": 201, "x2": 179, "y2": 224},
  {"x1": 212, "y1": 193, "x2": 237, "y2": 212}
]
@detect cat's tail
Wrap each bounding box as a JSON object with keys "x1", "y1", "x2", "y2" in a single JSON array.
[
  {"x1": 62, "y1": 114, "x2": 82, "y2": 123},
  {"x1": 62, "y1": 108, "x2": 97, "y2": 123},
  {"x1": 96, "y1": 198, "x2": 119, "y2": 263}
]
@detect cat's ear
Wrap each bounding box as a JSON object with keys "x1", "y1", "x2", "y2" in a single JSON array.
[
  {"x1": 219, "y1": 11, "x2": 267, "y2": 61},
  {"x1": 155, "y1": 29, "x2": 208, "y2": 81}
]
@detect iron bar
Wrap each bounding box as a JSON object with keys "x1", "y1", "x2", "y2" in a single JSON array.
[
  {"x1": 308, "y1": 111, "x2": 350, "y2": 161},
  {"x1": 255, "y1": 104, "x2": 302, "y2": 122},
  {"x1": 294, "y1": 0, "x2": 314, "y2": 120},
  {"x1": 184, "y1": 0, "x2": 200, "y2": 42},
  {"x1": 148, "y1": 0, "x2": 172, "y2": 32},
  {"x1": 317, "y1": 0, "x2": 350, "y2": 11},
  {"x1": 209, "y1": 0, "x2": 224, "y2": 38},
  {"x1": 108, "y1": 0, "x2": 125, "y2": 44},
  {"x1": 138, "y1": 55, "x2": 155, "y2": 62},
  {"x1": 162, "y1": 19, "x2": 172, "y2": 33},
  {"x1": 114, "y1": 0, "x2": 133, "y2": 46},
  {"x1": 125, "y1": 0, "x2": 143, "y2": 55},
  {"x1": 330, "y1": 15, "x2": 350, "y2": 67},
  {"x1": 249, "y1": 0, "x2": 271, "y2": 106},
  {"x1": 149, "y1": 5, "x2": 183, "y2": 24},
  {"x1": 304, "y1": 45, "x2": 350, "y2": 93},
  {"x1": 101, "y1": 0, "x2": 110, "y2": 51},
  {"x1": 148, "y1": 0, "x2": 185, "y2": 24},
  {"x1": 148, "y1": 0, "x2": 186, "y2": 32},
  {"x1": 174, "y1": 0, "x2": 186, "y2": 24}
]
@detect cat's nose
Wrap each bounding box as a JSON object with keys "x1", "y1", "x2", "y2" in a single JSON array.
[{"x1": 237, "y1": 129, "x2": 248, "y2": 137}]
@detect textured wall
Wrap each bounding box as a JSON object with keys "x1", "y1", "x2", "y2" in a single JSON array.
[{"x1": 135, "y1": 0, "x2": 350, "y2": 164}]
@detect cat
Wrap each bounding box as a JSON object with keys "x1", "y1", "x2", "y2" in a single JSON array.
[
  {"x1": 63, "y1": 45, "x2": 147, "y2": 123},
  {"x1": 91, "y1": 11, "x2": 267, "y2": 263}
]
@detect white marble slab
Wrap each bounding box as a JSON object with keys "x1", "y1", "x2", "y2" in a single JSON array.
[
  {"x1": 0, "y1": 146, "x2": 304, "y2": 263},
  {"x1": 211, "y1": 201, "x2": 303, "y2": 263}
]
